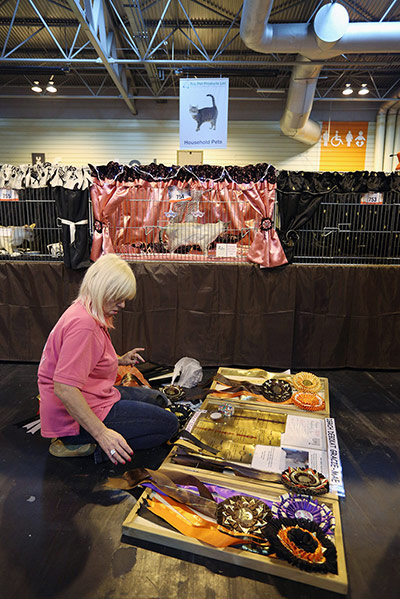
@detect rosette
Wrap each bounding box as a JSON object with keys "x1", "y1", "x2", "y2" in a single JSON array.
[
  {"x1": 216, "y1": 495, "x2": 273, "y2": 535},
  {"x1": 165, "y1": 403, "x2": 194, "y2": 428},
  {"x1": 261, "y1": 379, "x2": 293, "y2": 403},
  {"x1": 292, "y1": 392, "x2": 325, "y2": 412},
  {"x1": 292, "y1": 372, "x2": 322, "y2": 393},
  {"x1": 281, "y1": 467, "x2": 329, "y2": 496},
  {"x1": 161, "y1": 384, "x2": 186, "y2": 402},
  {"x1": 271, "y1": 493, "x2": 335, "y2": 535},
  {"x1": 263, "y1": 517, "x2": 338, "y2": 574}
]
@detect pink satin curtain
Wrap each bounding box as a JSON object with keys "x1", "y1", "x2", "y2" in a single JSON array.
[
  {"x1": 90, "y1": 178, "x2": 287, "y2": 267},
  {"x1": 242, "y1": 180, "x2": 288, "y2": 268}
]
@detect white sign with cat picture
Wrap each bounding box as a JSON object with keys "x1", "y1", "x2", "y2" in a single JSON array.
[{"x1": 180, "y1": 78, "x2": 229, "y2": 150}]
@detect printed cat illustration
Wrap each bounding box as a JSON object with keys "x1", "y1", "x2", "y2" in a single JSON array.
[{"x1": 189, "y1": 94, "x2": 218, "y2": 131}]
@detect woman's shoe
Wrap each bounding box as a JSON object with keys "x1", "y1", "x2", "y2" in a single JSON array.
[{"x1": 49, "y1": 438, "x2": 97, "y2": 458}]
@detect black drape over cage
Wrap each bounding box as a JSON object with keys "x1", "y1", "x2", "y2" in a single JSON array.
[
  {"x1": 277, "y1": 171, "x2": 400, "y2": 264},
  {"x1": 53, "y1": 187, "x2": 91, "y2": 270}
]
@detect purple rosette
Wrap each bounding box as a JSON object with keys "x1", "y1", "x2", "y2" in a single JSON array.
[{"x1": 271, "y1": 493, "x2": 335, "y2": 535}]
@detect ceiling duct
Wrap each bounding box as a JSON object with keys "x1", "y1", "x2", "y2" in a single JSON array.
[{"x1": 240, "y1": 1, "x2": 400, "y2": 145}]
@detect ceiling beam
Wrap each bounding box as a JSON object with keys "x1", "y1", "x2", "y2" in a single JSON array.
[
  {"x1": 113, "y1": 0, "x2": 162, "y2": 95},
  {"x1": 2, "y1": 56, "x2": 400, "y2": 68},
  {"x1": 1, "y1": 93, "x2": 398, "y2": 102},
  {"x1": 65, "y1": 0, "x2": 137, "y2": 114},
  {"x1": 0, "y1": 16, "x2": 239, "y2": 28}
]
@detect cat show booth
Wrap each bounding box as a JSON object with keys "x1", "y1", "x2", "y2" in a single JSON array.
[{"x1": 0, "y1": 161, "x2": 399, "y2": 370}]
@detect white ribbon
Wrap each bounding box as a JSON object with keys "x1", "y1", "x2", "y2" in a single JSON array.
[{"x1": 60, "y1": 218, "x2": 88, "y2": 245}]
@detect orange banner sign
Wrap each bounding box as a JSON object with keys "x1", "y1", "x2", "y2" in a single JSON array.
[{"x1": 319, "y1": 121, "x2": 369, "y2": 172}]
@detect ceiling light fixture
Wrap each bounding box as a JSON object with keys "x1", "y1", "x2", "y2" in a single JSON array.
[
  {"x1": 342, "y1": 83, "x2": 353, "y2": 96},
  {"x1": 256, "y1": 88, "x2": 285, "y2": 94},
  {"x1": 31, "y1": 80, "x2": 42, "y2": 93},
  {"x1": 358, "y1": 83, "x2": 370, "y2": 96},
  {"x1": 46, "y1": 76, "x2": 57, "y2": 93}
]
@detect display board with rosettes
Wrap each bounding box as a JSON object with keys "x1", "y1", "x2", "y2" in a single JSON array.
[
  {"x1": 209, "y1": 367, "x2": 330, "y2": 417},
  {"x1": 122, "y1": 469, "x2": 347, "y2": 594},
  {"x1": 174, "y1": 397, "x2": 287, "y2": 466},
  {"x1": 166, "y1": 397, "x2": 345, "y2": 500}
]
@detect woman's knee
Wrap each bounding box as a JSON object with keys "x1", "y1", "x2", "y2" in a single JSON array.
[
  {"x1": 166, "y1": 410, "x2": 179, "y2": 436},
  {"x1": 117, "y1": 386, "x2": 168, "y2": 407}
]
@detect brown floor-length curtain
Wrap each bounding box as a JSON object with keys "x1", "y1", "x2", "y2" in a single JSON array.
[{"x1": 1, "y1": 261, "x2": 399, "y2": 368}]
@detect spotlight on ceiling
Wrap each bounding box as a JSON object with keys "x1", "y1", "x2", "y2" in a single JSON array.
[
  {"x1": 31, "y1": 80, "x2": 42, "y2": 93},
  {"x1": 358, "y1": 83, "x2": 370, "y2": 96},
  {"x1": 342, "y1": 83, "x2": 353, "y2": 96},
  {"x1": 46, "y1": 76, "x2": 57, "y2": 93}
]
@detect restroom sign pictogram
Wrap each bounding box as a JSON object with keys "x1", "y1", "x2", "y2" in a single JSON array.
[{"x1": 319, "y1": 122, "x2": 369, "y2": 171}]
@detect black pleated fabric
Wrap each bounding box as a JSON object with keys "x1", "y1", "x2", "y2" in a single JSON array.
[{"x1": 53, "y1": 187, "x2": 91, "y2": 270}]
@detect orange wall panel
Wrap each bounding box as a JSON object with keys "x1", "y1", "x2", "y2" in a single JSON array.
[{"x1": 319, "y1": 121, "x2": 369, "y2": 171}]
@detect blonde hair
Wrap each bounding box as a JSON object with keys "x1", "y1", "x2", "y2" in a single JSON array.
[{"x1": 77, "y1": 254, "x2": 136, "y2": 328}]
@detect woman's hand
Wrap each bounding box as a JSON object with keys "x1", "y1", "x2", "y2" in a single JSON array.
[
  {"x1": 53, "y1": 382, "x2": 134, "y2": 465},
  {"x1": 96, "y1": 427, "x2": 134, "y2": 464},
  {"x1": 118, "y1": 347, "x2": 145, "y2": 366}
]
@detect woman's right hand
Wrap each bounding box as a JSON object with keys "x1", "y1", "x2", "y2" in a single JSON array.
[{"x1": 96, "y1": 427, "x2": 134, "y2": 464}]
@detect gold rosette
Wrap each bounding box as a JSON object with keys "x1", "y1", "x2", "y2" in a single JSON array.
[{"x1": 292, "y1": 371, "x2": 322, "y2": 393}]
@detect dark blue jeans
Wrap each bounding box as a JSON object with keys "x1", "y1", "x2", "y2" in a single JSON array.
[{"x1": 60, "y1": 386, "x2": 179, "y2": 461}]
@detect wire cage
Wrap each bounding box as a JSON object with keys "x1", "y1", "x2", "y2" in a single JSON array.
[
  {"x1": 292, "y1": 190, "x2": 400, "y2": 265},
  {"x1": 0, "y1": 187, "x2": 63, "y2": 260},
  {"x1": 1, "y1": 184, "x2": 399, "y2": 266},
  {"x1": 111, "y1": 187, "x2": 257, "y2": 263}
]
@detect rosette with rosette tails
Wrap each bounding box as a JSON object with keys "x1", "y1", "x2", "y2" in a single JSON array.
[
  {"x1": 281, "y1": 467, "x2": 329, "y2": 496},
  {"x1": 216, "y1": 495, "x2": 273, "y2": 535},
  {"x1": 263, "y1": 517, "x2": 338, "y2": 574},
  {"x1": 261, "y1": 379, "x2": 293, "y2": 403},
  {"x1": 292, "y1": 372, "x2": 322, "y2": 393},
  {"x1": 271, "y1": 493, "x2": 335, "y2": 535}
]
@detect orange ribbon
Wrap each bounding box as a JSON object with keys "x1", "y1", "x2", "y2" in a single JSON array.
[{"x1": 147, "y1": 493, "x2": 270, "y2": 549}]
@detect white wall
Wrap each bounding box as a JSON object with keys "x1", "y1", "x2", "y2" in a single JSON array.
[{"x1": 0, "y1": 118, "x2": 375, "y2": 171}]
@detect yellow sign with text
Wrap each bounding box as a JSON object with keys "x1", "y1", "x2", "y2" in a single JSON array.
[{"x1": 319, "y1": 121, "x2": 368, "y2": 171}]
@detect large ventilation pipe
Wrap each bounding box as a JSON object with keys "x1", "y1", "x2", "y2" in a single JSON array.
[
  {"x1": 373, "y1": 88, "x2": 400, "y2": 171},
  {"x1": 240, "y1": 0, "x2": 400, "y2": 145},
  {"x1": 392, "y1": 110, "x2": 400, "y2": 170},
  {"x1": 374, "y1": 111, "x2": 387, "y2": 171},
  {"x1": 279, "y1": 57, "x2": 322, "y2": 144},
  {"x1": 383, "y1": 103, "x2": 400, "y2": 172}
]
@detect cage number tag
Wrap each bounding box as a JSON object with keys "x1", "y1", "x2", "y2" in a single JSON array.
[
  {"x1": 0, "y1": 188, "x2": 19, "y2": 201},
  {"x1": 360, "y1": 192, "x2": 383, "y2": 204},
  {"x1": 216, "y1": 243, "x2": 237, "y2": 258}
]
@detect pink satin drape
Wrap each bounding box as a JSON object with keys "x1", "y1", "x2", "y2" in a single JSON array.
[
  {"x1": 90, "y1": 177, "x2": 287, "y2": 267},
  {"x1": 90, "y1": 179, "x2": 133, "y2": 260},
  {"x1": 242, "y1": 180, "x2": 288, "y2": 268}
]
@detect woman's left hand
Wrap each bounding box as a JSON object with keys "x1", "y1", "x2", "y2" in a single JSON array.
[{"x1": 118, "y1": 347, "x2": 145, "y2": 366}]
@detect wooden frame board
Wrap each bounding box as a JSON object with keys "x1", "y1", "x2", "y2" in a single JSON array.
[
  {"x1": 122, "y1": 470, "x2": 347, "y2": 594},
  {"x1": 210, "y1": 367, "x2": 330, "y2": 418}
]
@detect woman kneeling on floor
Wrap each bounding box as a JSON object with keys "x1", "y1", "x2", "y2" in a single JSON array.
[{"x1": 38, "y1": 254, "x2": 178, "y2": 464}]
